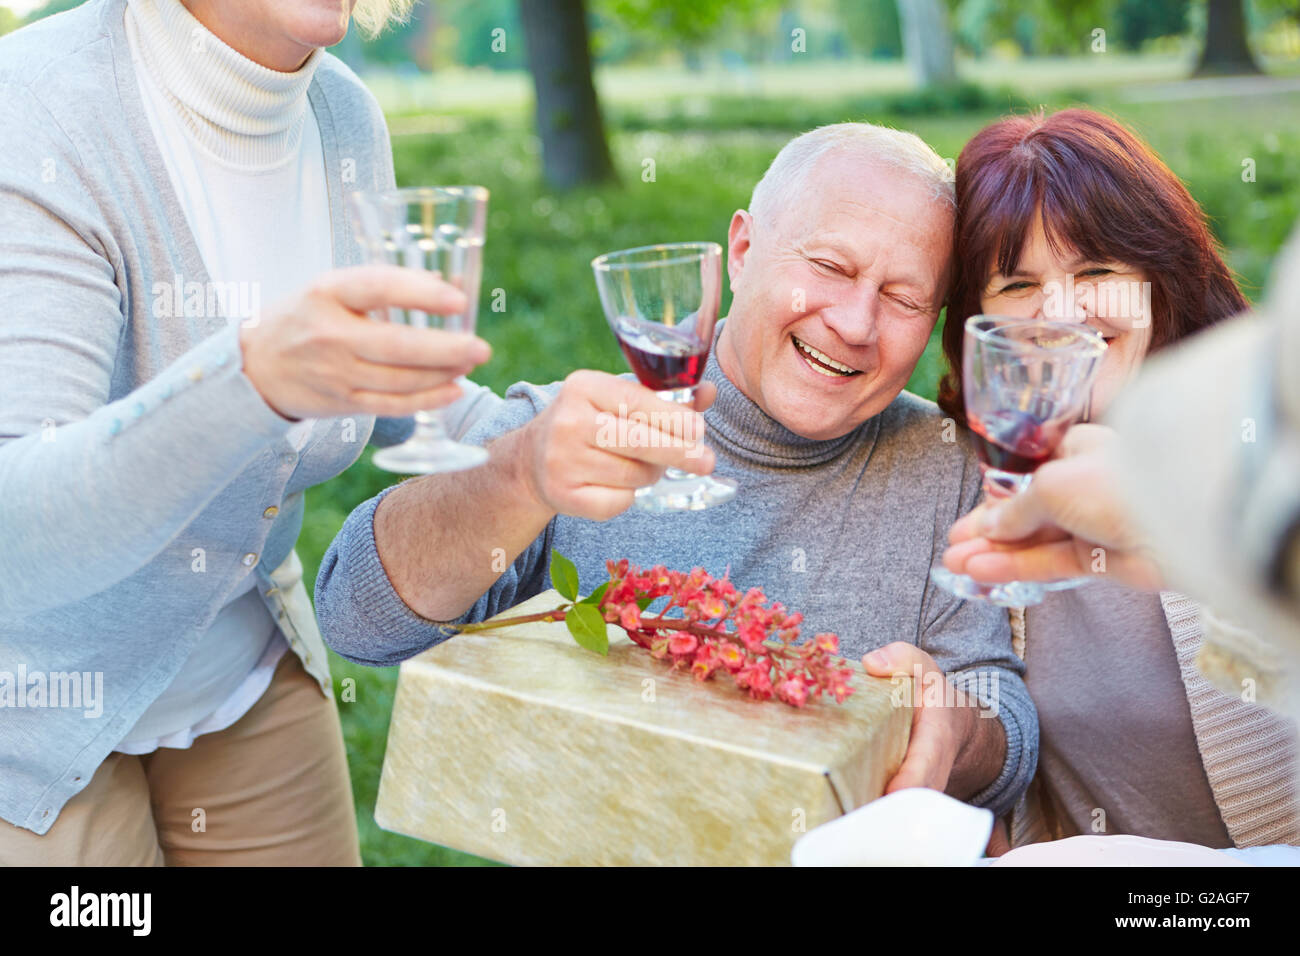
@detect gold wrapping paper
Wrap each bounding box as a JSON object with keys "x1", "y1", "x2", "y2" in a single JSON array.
[{"x1": 375, "y1": 589, "x2": 912, "y2": 865}]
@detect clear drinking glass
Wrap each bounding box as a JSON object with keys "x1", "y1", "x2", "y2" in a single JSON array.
[
  {"x1": 591, "y1": 242, "x2": 737, "y2": 512},
  {"x1": 930, "y1": 315, "x2": 1107, "y2": 607},
  {"x1": 350, "y1": 186, "x2": 489, "y2": 474}
]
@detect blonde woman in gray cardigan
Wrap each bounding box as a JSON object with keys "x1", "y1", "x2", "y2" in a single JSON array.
[
  {"x1": 0, "y1": 0, "x2": 489, "y2": 864},
  {"x1": 936, "y1": 109, "x2": 1300, "y2": 852}
]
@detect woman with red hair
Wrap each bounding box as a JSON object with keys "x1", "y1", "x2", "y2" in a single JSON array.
[{"x1": 938, "y1": 108, "x2": 1300, "y2": 853}]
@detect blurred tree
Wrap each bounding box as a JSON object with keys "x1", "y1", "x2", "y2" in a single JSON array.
[
  {"x1": 1195, "y1": 0, "x2": 1263, "y2": 73},
  {"x1": 869, "y1": 0, "x2": 906, "y2": 57},
  {"x1": 837, "y1": 0, "x2": 903, "y2": 58},
  {"x1": 1117, "y1": 0, "x2": 1190, "y2": 48},
  {"x1": 602, "y1": 0, "x2": 780, "y2": 66},
  {"x1": 520, "y1": 0, "x2": 782, "y2": 187},
  {"x1": 956, "y1": 0, "x2": 1280, "y2": 58},
  {"x1": 0, "y1": 7, "x2": 20, "y2": 37},
  {"x1": 897, "y1": 0, "x2": 956, "y2": 84},
  {"x1": 953, "y1": 0, "x2": 1264, "y2": 76},
  {"x1": 962, "y1": 0, "x2": 1115, "y2": 56},
  {"x1": 1255, "y1": 0, "x2": 1300, "y2": 23},
  {"x1": 950, "y1": 0, "x2": 996, "y2": 55},
  {"x1": 603, "y1": 0, "x2": 772, "y2": 50},
  {"x1": 520, "y1": 0, "x2": 617, "y2": 188},
  {"x1": 452, "y1": 0, "x2": 525, "y2": 69}
]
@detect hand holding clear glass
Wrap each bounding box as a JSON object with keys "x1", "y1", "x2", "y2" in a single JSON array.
[
  {"x1": 591, "y1": 242, "x2": 737, "y2": 512},
  {"x1": 350, "y1": 186, "x2": 489, "y2": 474},
  {"x1": 930, "y1": 315, "x2": 1107, "y2": 607}
]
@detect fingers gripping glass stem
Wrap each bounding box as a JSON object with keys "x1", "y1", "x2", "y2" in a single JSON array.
[{"x1": 592, "y1": 243, "x2": 737, "y2": 512}]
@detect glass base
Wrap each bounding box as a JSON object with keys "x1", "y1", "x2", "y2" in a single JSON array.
[
  {"x1": 372, "y1": 437, "x2": 488, "y2": 475},
  {"x1": 929, "y1": 565, "x2": 1048, "y2": 608},
  {"x1": 633, "y1": 472, "x2": 737, "y2": 513},
  {"x1": 1041, "y1": 575, "x2": 1096, "y2": 592}
]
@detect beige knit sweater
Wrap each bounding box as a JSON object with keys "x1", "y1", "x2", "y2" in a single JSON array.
[{"x1": 1007, "y1": 593, "x2": 1300, "y2": 848}]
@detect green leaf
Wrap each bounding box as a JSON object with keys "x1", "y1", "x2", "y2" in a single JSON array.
[
  {"x1": 578, "y1": 581, "x2": 610, "y2": 606},
  {"x1": 549, "y1": 549, "x2": 579, "y2": 601},
  {"x1": 565, "y1": 603, "x2": 609, "y2": 656},
  {"x1": 636, "y1": 595, "x2": 654, "y2": 611}
]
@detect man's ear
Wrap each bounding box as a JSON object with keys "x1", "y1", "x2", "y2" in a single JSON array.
[{"x1": 727, "y1": 209, "x2": 753, "y2": 293}]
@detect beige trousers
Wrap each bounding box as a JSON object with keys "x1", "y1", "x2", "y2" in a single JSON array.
[{"x1": 0, "y1": 651, "x2": 361, "y2": 866}]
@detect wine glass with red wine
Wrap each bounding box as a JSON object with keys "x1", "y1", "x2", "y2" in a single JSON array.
[
  {"x1": 930, "y1": 315, "x2": 1107, "y2": 607},
  {"x1": 591, "y1": 242, "x2": 737, "y2": 512}
]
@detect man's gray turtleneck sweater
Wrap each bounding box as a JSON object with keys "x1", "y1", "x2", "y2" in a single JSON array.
[{"x1": 315, "y1": 331, "x2": 1039, "y2": 816}]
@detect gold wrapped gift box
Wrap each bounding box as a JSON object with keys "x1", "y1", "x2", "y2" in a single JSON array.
[{"x1": 375, "y1": 589, "x2": 912, "y2": 865}]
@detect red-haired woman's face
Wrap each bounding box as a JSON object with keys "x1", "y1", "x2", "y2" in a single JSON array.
[{"x1": 979, "y1": 216, "x2": 1154, "y2": 417}]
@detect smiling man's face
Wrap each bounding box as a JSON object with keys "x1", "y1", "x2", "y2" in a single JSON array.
[{"x1": 717, "y1": 152, "x2": 954, "y2": 441}]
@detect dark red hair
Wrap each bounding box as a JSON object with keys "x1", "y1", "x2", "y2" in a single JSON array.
[{"x1": 936, "y1": 107, "x2": 1248, "y2": 423}]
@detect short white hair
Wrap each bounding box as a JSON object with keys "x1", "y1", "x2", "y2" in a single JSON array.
[
  {"x1": 353, "y1": 0, "x2": 414, "y2": 38},
  {"x1": 748, "y1": 122, "x2": 955, "y2": 231}
]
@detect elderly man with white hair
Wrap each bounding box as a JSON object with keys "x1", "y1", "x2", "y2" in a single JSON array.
[{"x1": 316, "y1": 123, "x2": 1039, "y2": 819}]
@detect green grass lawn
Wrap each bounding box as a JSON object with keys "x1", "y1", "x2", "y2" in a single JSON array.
[{"x1": 302, "y1": 66, "x2": 1300, "y2": 865}]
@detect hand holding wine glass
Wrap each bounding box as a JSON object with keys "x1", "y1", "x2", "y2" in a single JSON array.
[
  {"x1": 514, "y1": 370, "x2": 719, "y2": 522},
  {"x1": 591, "y1": 242, "x2": 737, "y2": 512},
  {"x1": 351, "y1": 186, "x2": 492, "y2": 474},
  {"x1": 238, "y1": 264, "x2": 489, "y2": 421},
  {"x1": 942, "y1": 423, "x2": 1166, "y2": 591},
  {"x1": 930, "y1": 315, "x2": 1107, "y2": 607}
]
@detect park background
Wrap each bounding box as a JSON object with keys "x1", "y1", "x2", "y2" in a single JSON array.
[{"x1": 5, "y1": 0, "x2": 1300, "y2": 864}]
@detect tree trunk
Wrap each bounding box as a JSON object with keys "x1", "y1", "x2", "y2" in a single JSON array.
[
  {"x1": 519, "y1": 0, "x2": 618, "y2": 188},
  {"x1": 895, "y1": 0, "x2": 956, "y2": 87},
  {"x1": 1194, "y1": 0, "x2": 1262, "y2": 76}
]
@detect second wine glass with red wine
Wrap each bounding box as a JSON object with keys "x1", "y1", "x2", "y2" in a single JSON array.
[
  {"x1": 591, "y1": 242, "x2": 737, "y2": 512},
  {"x1": 930, "y1": 315, "x2": 1107, "y2": 607}
]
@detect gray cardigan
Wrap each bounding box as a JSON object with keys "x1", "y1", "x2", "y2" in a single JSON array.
[{"x1": 0, "y1": 0, "x2": 406, "y2": 834}]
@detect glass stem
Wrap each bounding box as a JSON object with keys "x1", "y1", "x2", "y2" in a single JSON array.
[
  {"x1": 981, "y1": 466, "x2": 1033, "y2": 501},
  {"x1": 658, "y1": 386, "x2": 697, "y2": 480},
  {"x1": 412, "y1": 408, "x2": 449, "y2": 444}
]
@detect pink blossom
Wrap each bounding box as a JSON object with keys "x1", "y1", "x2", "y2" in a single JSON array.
[
  {"x1": 777, "y1": 675, "x2": 810, "y2": 707},
  {"x1": 588, "y1": 558, "x2": 855, "y2": 708},
  {"x1": 716, "y1": 642, "x2": 745, "y2": 672},
  {"x1": 667, "y1": 631, "x2": 698, "y2": 656}
]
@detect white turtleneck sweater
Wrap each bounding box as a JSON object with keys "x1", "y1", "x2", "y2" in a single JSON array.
[{"x1": 115, "y1": 0, "x2": 333, "y2": 753}]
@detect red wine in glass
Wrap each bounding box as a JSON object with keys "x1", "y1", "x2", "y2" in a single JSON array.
[
  {"x1": 929, "y1": 315, "x2": 1107, "y2": 607},
  {"x1": 616, "y1": 321, "x2": 709, "y2": 391},
  {"x1": 591, "y1": 241, "x2": 736, "y2": 512},
  {"x1": 968, "y1": 408, "x2": 1073, "y2": 475}
]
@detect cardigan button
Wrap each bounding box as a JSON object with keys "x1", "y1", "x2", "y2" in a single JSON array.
[
  {"x1": 241, "y1": 552, "x2": 258, "y2": 567},
  {"x1": 263, "y1": 505, "x2": 279, "y2": 519}
]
